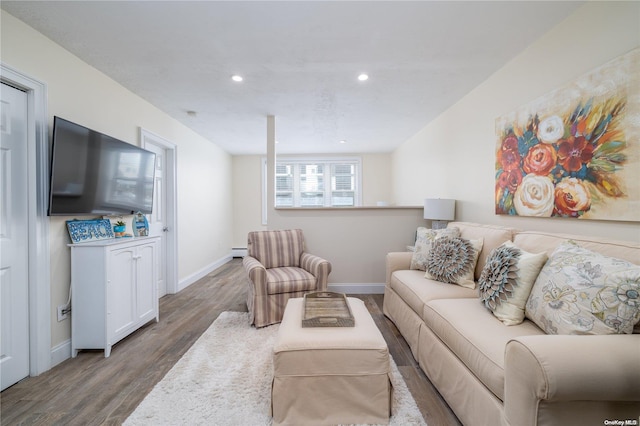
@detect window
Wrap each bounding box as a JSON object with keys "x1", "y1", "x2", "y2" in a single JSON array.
[{"x1": 268, "y1": 157, "x2": 361, "y2": 208}]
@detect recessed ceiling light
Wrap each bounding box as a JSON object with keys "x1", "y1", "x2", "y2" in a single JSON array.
[
  {"x1": 357, "y1": 73, "x2": 369, "y2": 81},
  {"x1": 187, "y1": 110, "x2": 197, "y2": 117},
  {"x1": 339, "y1": 140, "x2": 347, "y2": 144},
  {"x1": 231, "y1": 75, "x2": 243, "y2": 82}
]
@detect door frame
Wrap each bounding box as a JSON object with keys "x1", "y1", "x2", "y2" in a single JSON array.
[
  {"x1": 140, "y1": 128, "x2": 178, "y2": 294},
  {"x1": 1, "y1": 63, "x2": 51, "y2": 376}
]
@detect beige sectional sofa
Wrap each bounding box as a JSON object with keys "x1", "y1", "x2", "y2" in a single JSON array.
[{"x1": 383, "y1": 222, "x2": 640, "y2": 426}]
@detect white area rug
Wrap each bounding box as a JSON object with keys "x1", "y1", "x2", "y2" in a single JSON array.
[{"x1": 125, "y1": 311, "x2": 426, "y2": 426}]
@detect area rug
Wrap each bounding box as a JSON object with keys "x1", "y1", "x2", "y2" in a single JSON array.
[{"x1": 125, "y1": 311, "x2": 426, "y2": 426}]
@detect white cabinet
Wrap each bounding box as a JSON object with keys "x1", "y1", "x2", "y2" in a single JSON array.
[{"x1": 69, "y1": 237, "x2": 160, "y2": 357}]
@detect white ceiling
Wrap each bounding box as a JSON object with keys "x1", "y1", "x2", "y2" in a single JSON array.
[{"x1": 1, "y1": 1, "x2": 582, "y2": 155}]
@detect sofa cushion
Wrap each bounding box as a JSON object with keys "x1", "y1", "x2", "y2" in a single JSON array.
[
  {"x1": 478, "y1": 241, "x2": 548, "y2": 325},
  {"x1": 448, "y1": 222, "x2": 518, "y2": 280},
  {"x1": 410, "y1": 227, "x2": 461, "y2": 271},
  {"x1": 425, "y1": 237, "x2": 483, "y2": 289},
  {"x1": 423, "y1": 298, "x2": 545, "y2": 401},
  {"x1": 390, "y1": 270, "x2": 477, "y2": 320},
  {"x1": 525, "y1": 241, "x2": 640, "y2": 335}
]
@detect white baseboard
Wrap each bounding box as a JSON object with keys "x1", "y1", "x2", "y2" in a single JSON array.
[
  {"x1": 51, "y1": 338, "x2": 71, "y2": 367},
  {"x1": 327, "y1": 283, "x2": 385, "y2": 294},
  {"x1": 177, "y1": 254, "x2": 233, "y2": 292}
]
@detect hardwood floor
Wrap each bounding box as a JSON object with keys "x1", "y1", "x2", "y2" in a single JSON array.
[{"x1": 1, "y1": 258, "x2": 460, "y2": 426}]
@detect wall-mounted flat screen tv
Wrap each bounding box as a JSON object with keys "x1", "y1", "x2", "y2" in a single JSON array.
[{"x1": 48, "y1": 117, "x2": 156, "y2": 216}]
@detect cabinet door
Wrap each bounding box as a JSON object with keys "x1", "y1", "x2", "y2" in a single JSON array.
[
  {"x1": 108, "y1": 248, "x2": 137, "y2": 339},
  {"x1": 135, "y1": 242, "x2": 157, "y2": 321}
]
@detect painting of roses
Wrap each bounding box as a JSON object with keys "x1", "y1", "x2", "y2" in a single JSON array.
[{"x1": 495, "y1": 48, "x2": 640, "y2": 222}]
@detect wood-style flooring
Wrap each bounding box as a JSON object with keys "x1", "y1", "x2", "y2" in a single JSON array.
[{"x1": 1, "y1": 258, "x2": 461, "y2": 426}]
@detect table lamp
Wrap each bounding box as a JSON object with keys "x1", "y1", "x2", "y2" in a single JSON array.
[{"x1": 424, "y1": 198, "x2": 455, "y2": 230}]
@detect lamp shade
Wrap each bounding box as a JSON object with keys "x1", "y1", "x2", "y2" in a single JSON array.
[{"x1": 423, "y1": 198, "x2": 455, "y2": 221}]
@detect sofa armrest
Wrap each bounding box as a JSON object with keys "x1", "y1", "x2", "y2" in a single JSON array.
[
  {"x1": 243, "y1": 255, "x2": 267, "y2": 296},
  {"x1": 385, "y1": 252, "x2": 414, "y2": 286},
  {"x1": 300, "y1": 252, "x2": 331, "y2": 291},
  {"x1": 504, "y1": 334, "x2": 640, "y2": 425}
]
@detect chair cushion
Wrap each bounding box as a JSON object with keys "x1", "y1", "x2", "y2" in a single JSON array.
[
  {"x1": 266, "y1": 267, "x2": 317, "y2": 295},
  {"x1": 247, "y1": 229, "x2": 304, "y2": 269}
]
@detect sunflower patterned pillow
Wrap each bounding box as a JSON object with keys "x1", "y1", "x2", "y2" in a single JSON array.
[
  {"x1": 425, "y1": 237, "x2": 483, "y2": 289},
  {"x1": 478, "y1": 241, "x2": 548, "y2": 326},
  {"x1": 525, "y1": 241, "x2": 640, "y2": 335}
]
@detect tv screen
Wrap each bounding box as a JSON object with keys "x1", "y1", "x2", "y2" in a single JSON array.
[{"x1": 48, "y1": 117, "x2": 156, "y2": 216}]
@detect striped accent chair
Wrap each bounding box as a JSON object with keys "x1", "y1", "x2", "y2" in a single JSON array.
[{"x1": 243, "y1": 229, "x2": 332, "y2": 328}]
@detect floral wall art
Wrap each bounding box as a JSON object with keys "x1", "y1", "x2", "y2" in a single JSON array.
[{"x1": 495, "y1": 48, "x2": 640, "y2": 222}]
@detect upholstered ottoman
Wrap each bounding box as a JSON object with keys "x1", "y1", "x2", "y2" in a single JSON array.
[{"x1": 271, "y1": 297, "x2": 392, "y2": 425}]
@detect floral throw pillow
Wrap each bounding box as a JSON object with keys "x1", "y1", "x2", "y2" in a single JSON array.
[
  {"x1": 478, "y1": 241, "x2": 548, "y2": 326},
  {"x1": 410, "y1": 227, "x2": 460, "y2": 271},
  {"x1": 525, "y1": 241, "x2": 640, "y2": 335},
  {"x1": 425, "y1": 237, "x2": 483, "y2": 289}
]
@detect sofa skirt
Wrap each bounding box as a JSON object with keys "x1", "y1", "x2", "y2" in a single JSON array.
[{"x1": 271, "y1": 374, "x2": 392, "y2": 426}]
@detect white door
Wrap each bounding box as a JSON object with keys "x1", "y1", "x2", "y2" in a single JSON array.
[
  {"x1": 141, "y1": 129, "x2": 178, "y2": 297},
  {"x1": 0, "y1": 82, "x2": 30, "y2": 390},
  {"x1": 144, "y1": 141, "x2": 167, "y2": 297}
]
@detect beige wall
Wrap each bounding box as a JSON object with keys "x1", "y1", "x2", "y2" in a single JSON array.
[
  {"x1": 231, "y1": 152, "x2": 393, "y2": 249},
  {"x1": 1, "y1": 11, "x2": 233, "y2": 348},
  {"x1": 232, "y1": 155, "x2": 266, "y2": 248},
  {"x1": 268, "y1": 207, "x2": 425, "y2": 285},
  {"x1": 361, "y1": 153, "x2": 393, "y2": 205},
  {"x1": 392, "y1": 1, "x2": 640, "y2": 243},
  {"x1": 232, "y1": 151, "x2": 407, "y2": 285}
]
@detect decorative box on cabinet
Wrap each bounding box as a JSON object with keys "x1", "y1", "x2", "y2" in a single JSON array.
[{"x1": 69, "y1": 236, "x2": 160, "y2": 357}]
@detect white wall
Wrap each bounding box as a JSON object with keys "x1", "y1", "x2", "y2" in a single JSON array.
[
  {"x1": 392, "y1": 1, "x2": 640, "y2": 243},
  {"x1": 1, "y1": 11, "x2": 234, "y2": 348}
]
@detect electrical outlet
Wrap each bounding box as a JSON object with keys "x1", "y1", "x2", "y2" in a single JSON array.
[{"x1": 57, "y1": 304, "x2": 70, "y2": 322}]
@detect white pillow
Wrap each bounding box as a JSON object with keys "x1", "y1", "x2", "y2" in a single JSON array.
[{"x1": 478, "y1": 241, "x2": 547, "y2": 325}]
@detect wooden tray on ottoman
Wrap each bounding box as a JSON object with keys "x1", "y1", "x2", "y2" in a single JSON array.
[{"x1": 302, "y1": 291, "x2": 355, "y2": 327}]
